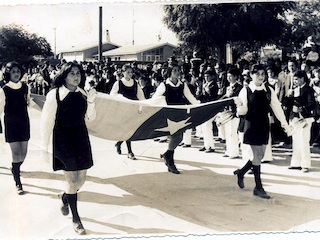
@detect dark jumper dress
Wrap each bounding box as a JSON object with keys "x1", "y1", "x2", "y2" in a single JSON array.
[
  {"x1": 243, "y1": 87, "x2": 271, "y2": 145},
  {"x1": 164, "y1": 82, "x2": 186, "y2": 105},
  {"x1": 3, "y1": 83, "x2": 30, "y2": 143},
  {"x1": 118, "y1": 80, "x2": 138, "y2": 100},
  {"x1": 52, "y1": 89, "x2": 93, "y2": 171}
]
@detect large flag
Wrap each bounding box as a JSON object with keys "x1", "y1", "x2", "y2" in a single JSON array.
[{"x1": 31, "y1": 93, "x2": 235, "y2": 141}]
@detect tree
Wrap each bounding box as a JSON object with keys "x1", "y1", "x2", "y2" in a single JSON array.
[
  {"x1": 163, "y1": 2, "x2": 295, "y2": 62},
  {"x1": 0, "y1": 24, "x2": 53, "y2": 64},
  {"x1": 284, "y1": 0, "x2": 320, "y2": 50}
]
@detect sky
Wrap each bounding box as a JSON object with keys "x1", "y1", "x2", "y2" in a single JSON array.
[{"x1": 0, "y1": 1, "x2": 180, "y2": 54}]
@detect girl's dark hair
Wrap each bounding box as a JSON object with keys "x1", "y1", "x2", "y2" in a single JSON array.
[
  {"x1": 227, "y1": 67, "x2": 239, "y2": 76},
  {"x1": 3, "y1": 61, "x2": 25, "y2": 83},
  {"x1": 53, "y1": 62, "x2": 85, "y2": 88},
  {"x1": 122, "y1": 64, "x2": 132, "y2": 72},
  {"x1": 294, "y1": 70, "x2": 309, "y2": 85},
  {"x1": 166, "y1": 64, "x2": 180, "y2": 77},
  {"x1": 250, "y1": 64, "x2": 265, "y2": 75}
]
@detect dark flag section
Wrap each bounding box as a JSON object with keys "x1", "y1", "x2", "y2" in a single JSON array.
[{"x1": 31, "y1": 93, "x2": 235, "y2": 141}]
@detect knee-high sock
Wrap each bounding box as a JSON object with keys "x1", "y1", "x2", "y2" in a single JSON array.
[
  {"x1": 239, "y1": 160, "x2": 252, "y2": 177},
  {"x1": 126, "y1": 141, "x2": 133, "y2": 154},
  {"x1": 66, "y1": 193, "x2": 80, "y2": 222},
  {"x1": 252, "y1": 165, "x2": 263, "y2": 190},
  {"x1": 12, "y1": 162, "x2": 22, "y2": 186}
]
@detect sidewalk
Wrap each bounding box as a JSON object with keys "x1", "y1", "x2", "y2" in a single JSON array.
[{"x1": 0, "y1": 107, "x2": 320, "y2": 240}]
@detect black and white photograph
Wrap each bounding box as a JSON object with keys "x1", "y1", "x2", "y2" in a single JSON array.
[{"x1": 0, "y1": 0, "x2": 319, "y2": 239}]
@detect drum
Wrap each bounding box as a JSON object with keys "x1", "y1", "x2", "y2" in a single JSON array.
[{"x1": 214, "y1": 110, "x2": 234, "y2": 127}]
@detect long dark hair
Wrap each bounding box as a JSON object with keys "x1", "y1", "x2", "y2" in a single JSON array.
[
  {"x1": 53, "y1": 62, "x2": 86, "y2": 89},
  {"x1": 3, "y1": 61, "x2": 25, "y2": 83}
]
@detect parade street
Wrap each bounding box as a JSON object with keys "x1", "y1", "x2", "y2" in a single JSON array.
[{"x1": 0, "y1": 107, "x2": 320, "y2": 240}]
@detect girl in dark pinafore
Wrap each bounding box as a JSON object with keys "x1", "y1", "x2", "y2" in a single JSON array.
[
  {"x1": 0, "y1": 61, "x2": 30, "y2": 195},
  {"x1": 233, "y1": 64, "x2": 291, "y2": 199},
  {"x1": 40, "y1": 62, "x2": 97, "y2": 235},
  {"x1": 110, "y1": 64, "x2": 145, "y2": 160}
]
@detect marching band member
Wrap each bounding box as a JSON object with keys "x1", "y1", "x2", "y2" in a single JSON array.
[
  {"x1": 288, "y1": 70, "x2": 316, "y2": 172},
  {"x1": 223, "y1": 68, "x2": 242, "y2": 159},
  {"x1": 198, "y1": 69, "x2": 218, "y2": 153}
]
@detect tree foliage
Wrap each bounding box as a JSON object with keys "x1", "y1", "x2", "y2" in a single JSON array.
[
  {"x1": 284, "y1": 0, "x2": 320, "y2": 49},
  {"x1": 0, "y1": 24, "x2": 53, "y2": 64},
  {"x1": 163, "y1": 2, "x2": 295, "y2": 60}
]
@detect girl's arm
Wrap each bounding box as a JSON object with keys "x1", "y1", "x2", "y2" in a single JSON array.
[
  {"x1": 136, "y1": 84, "x2": 146, "y2": 100},
  {"x1": 151, "y1": 82, "x2": 166, "y2": 99},
  {"x1": 269, "y1": 86, "x2": 292, "y2": 135},
  {"x1": 236, "y1": 87, "x2": 248, "y2": 116},
  {"x1": 80, "y1": 88, "x2": 96, "y2": 122},
  {"x1": 109, "y1": 81, "x2": 119, "y2": 96},
  {"x1": 0, "y1": 88, "x2": 5, "y2": 115},
  {"x1": 40, "y1": 89, "x2": 58, "y2": 150}
]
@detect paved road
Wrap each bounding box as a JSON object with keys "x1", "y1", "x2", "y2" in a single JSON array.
[{"x1": 0, "y1": 107, "x2": 320, "y2": 240}]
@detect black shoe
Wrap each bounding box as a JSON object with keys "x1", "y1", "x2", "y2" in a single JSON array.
[
  {"x1": 73, "y1": 221, "x2": 86, "y2": 235},
  {"x1": 220, "y1": 139, "x2": 226, "y2": 143},
  {"x1": 233, "y1": 169, "x2": 244, "y2": 189},
  {"x1": 253, "y1": 187, "x2": 270, "y2": 199},
  {"x1": 261, "y1": 160, "x2": 272, "y2": 164},
  {"x1": 16, "y1": 184, "x2": 24, "y2": 195},
  {"x1": 205, "y1": 147, "x2": 215, "y2": 153},
  {"x1": 127, "y1": 153, "x2": 136, "y2": 160},
  {"x1": 182, "y1": 144, "x2": 191, "y2": 148},
  {"x1": 168, "y1": 164, "x2": 180, "y2": 174},
  {"x1": 288, "y1": 166, "x2": 302, "y2": 170},
  {"x1": 58, "y1": 193, "x2": 69, "y2": 216},
  {"x1": 199, "y1": 147, "x2": 206, "y2": 151},
  {"x1": 115, "y1": 143, "x2": 121, "y2": 154}
]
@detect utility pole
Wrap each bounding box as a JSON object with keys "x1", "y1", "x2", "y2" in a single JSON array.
[
  {"x1": 98, "y1": 6, "x2": 103, "y2": 61},
  {"x1": 132, "y1": 9, "x2": 135, "y2": 45},
  {"x1": 53, "y1": 27, "x2": 57, "y2": 58}
]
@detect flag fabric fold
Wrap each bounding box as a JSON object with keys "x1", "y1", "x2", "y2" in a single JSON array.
[{"x1": 31, "y1": 93, "x2": 235, "y2": 141}]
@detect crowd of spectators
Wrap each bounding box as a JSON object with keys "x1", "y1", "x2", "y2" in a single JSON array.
[{"x1": 2, "y1": 38, "x2": 320, "y2": 172}]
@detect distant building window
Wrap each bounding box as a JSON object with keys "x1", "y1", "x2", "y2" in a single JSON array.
[
  {"x1": 146, "y1": 55, "x2": 152, "y2": 61},
  {"x1": 114, "y1": 56, "x2": 121, "y2": 61}
]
